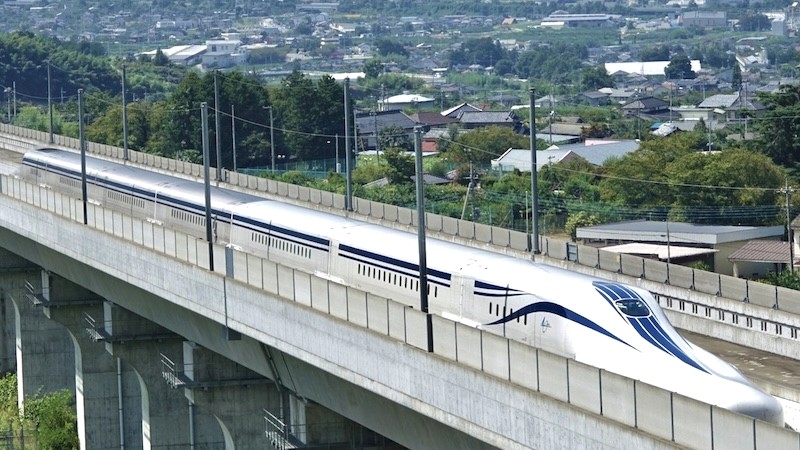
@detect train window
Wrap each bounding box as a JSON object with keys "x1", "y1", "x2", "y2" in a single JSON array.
[
  {"x1": 615, "y1": 299, "x2": 651, "y2": 317},
  {"x1": 524, "y1": 314, "x2": 528, "y2": 326},
  {"x1": 434, "y1": 286, "x2": 438, "y2": 297},
  {"x1": 488, "y1": 303, "x2": 492, "y2": 314},
  {"x1": 746, "y1": 317, "x2": 753, "y2": 328},
  {"x1": 792, "y1": 328, "x2": 798, "y2": 339}
]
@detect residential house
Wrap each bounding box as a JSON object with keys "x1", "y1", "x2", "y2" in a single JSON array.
[
  {"x1": 458, "y1": 110, "x2": 522, "y2": 130},
  {"x1": 491, "y1": 139, "x2": 640, "y2": 172},
  {"x1": 697, "y1": 92, "x2": 765, "y2": 123},
  {"x1": 441, "y1": 102, "x2": 482, "y2": 118},
  {"x1": 728, "y1": 240, "x2": 792, "y2": 278},
  {"x1": 579, "y1": 91, "x2": 610, "y2": 106},
  {"x1": 621, "y1": 96, "x2": 669, "y2": 117},
  {"x1": 539, "y1": 117, "x2": 588, "y2": 140},
  {"x1": 489, "y1": 93, "x2": 521, "y2": 108},
  {"x1": 355, "y1": 110, "x2": 417, "y2": 151},
  {"x1": 408, "y1": 112, "x2": 459, "y2": 129}
]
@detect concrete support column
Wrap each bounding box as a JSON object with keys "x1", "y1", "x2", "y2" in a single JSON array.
[
  {"x1": 179, "y1": 341, "x2": 279, "y2": 449},
  {"x1": 40, "y1": 274, "x2": 129, "y2": 450},
  {"x1": 0, "y1": 249, "x2": 36, "y2": 373},
  {"x1": 11, "y1": 269, "x2": 74, "y2": 406},
  {"x1": 102, "y1": 302, "x2": 222, "y2": 449}
]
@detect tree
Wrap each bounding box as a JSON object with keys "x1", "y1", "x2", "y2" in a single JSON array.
[
  {"x1": 449, "y1": 37, "x2": 506, "y2": 67},
  {"x1": 382, "y1": 147, "x2": 415, "y2": 183},
  {"x1": 666, "y1": 148, "x2": 783, "y2": 224},
  {"x1": 363, "y1": 58, "x2": 383, "y2": 78},
  {"x1": 153, "y1": 48, "x2": 170, "y2": 66},
  {"x1": 664, "y1": 54, "x2": 696, "y2": 79},
  {"x1": 580, "y1": 65, "x2": 614, "y2": 90},
  {"x1": 754, "y1": 84, "x2": 800, "y2": 167},
  {"x1": 732, "y1": 64, "x2": 742, "y2": 90},
  {"x1": 639, "y1": 45, "x2": 670, "y2": 62},
  {"x1": 24, "y1": 390, "x2": 79, "y2": 450},
  {"x1": 447, "y1": 126, "x2": 529, "y2": 165},
  {"x1": 565, "y1": 211, "x2": 601, "y2": 241},
  {"x1": 738, "y1": 13, "x2": 771, "y2": 31},
  {"x1": 375, "y1": 38, "x2": 408, "y2": 57},
  {"x1": 378, "y1": 125, "x2": 412, "y2": 153}
]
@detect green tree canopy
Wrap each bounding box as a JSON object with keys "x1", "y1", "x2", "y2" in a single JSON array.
[
  {"x1": 665, "y1": 54, "x2": 696, "y2": 79},
  {"x1": 755, "y1": 84, "x2": 800, "y2": 168},
  {"x1": 446, "y1": 126, "x2": 529, "y2": 165}
]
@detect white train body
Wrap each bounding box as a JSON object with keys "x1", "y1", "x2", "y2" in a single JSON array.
[{"x1": 19, "y1": 148, "x2": 784, "y2": 426}]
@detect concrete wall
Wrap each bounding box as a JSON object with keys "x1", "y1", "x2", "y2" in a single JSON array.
[{"x1": 0, "y1": 172, "x2": 797, "y2": 449}]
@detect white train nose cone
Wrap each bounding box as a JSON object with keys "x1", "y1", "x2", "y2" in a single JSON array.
[{"x1": 729, "y1": 392, "x2": 785, "y2": 427}]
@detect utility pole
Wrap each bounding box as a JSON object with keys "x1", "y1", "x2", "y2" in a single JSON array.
[
  {"x1": 122, "y1": 65, "x2": 129, "y2": 161},
  {"x1": 78, "y1": 89, "x2": 88, "y2": 225},
  {"x1": 529, "y1": 87, "x2": 540, "y2": 254},
  {"x1": 414, "y1": 125, "x2": 434, "y2": 353},
  {"x1": 786, "y1": 179, "x2": 795, "y2": 273},
  {"x1": 344, "y1": 78, "x2": 352, "y2": 211},
  {"x1": 214, "y1": 71, "x2": 222, "y2": 180},
  {"x1": 264, "y1": 106, "x2": 275, "y2": 172},
  {"x1": 47, "y1": 61, "x2": 53, "y2": 143},
  {"x1": 201, "y1": 102, "x2": 214, "y2": 272},
  {"x1": 231, "y1": 104, "x2": 237, "y2": 172}
]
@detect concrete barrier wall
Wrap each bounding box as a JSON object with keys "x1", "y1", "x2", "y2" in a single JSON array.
[{"x1": 0, "y1": 172, "x2": 797, "y2": 449}]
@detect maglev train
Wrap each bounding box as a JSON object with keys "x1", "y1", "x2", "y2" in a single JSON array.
[{"x1": 18, "y1": 147, "x2": 784, "y2": 426}]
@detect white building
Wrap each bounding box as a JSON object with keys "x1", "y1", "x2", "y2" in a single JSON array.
[{"x1": 202, "y1": 39, "x2": 247, "y2": 69}]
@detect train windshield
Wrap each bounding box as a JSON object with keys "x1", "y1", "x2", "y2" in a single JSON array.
[{"x1": 615, "y1": 299, "x2": 651, "y2": 317}]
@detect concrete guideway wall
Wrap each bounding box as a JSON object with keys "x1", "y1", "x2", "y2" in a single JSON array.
[{"x1": 0, "y1": 176, "x2": 797, "y2": 448}]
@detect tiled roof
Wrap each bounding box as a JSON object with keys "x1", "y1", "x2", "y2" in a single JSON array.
[
  {"x1": 728, "y1": 240, "x2": 790, "y2": 263},
  {"x1": 698, "y1": 94, "x2": 739, "y2": 108},
  {"x1": 458, "y1": 111, "x2": 516, "y2": 124}
]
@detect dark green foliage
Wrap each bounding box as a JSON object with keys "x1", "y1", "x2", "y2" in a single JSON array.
[
  {"x1": 449, "y1": 37, "x2": 508, "y2": 68},
  {"x1": 24, "y1": 390, "x2": 78, "y2": 450},
  {"x1": 737, "y1": 13, "x2": 772, "y2": 32},
  {"x1": 382, "y1": 147, "x2": 415, "y2": 184},
  {"x1": 639, "y1": 45, "x2": 671, "y2": 62},
  {"x1": 0, "y1": 31, "x2": 120, "y2": 98},
  {"x1": 375, "y1": 39, "x2": 409, "y2": 58},
  {"x1": 754, "y1": 84, "x2": 800, "y2": 167},
  {"x1": 664, "y1": 54, "x2": 696, "y2": 79},
  {"x1": 580, "y1": 65, "x2": 614, "y2": 90},
  {"x1": 513, "y1": 43, "x2": 588, "y2": 81},
  {"x1": 761, "y1": 270, "x2": 800, "y2": 290}
]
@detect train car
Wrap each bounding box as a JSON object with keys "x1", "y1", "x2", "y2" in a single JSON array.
[{"x1": 18, "y1": 147, "x2": 785, "y2": 426}]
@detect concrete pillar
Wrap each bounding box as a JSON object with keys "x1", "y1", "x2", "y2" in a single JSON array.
[
  {"x1": 0, "y1": 248, "x2": 36, "y2": 373},
  {"x1": 102, "y1": 302, "x2": 223, "y2": 449},
  {"x1": 11, "y1": 270, "x2": 74, "y2": 407},
  {"x1": 179, "y1": 341, "x2": 279, "y2": 449},
  {"x1": 40, "y1": 274, "x2": 132, "y2": 450}
]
